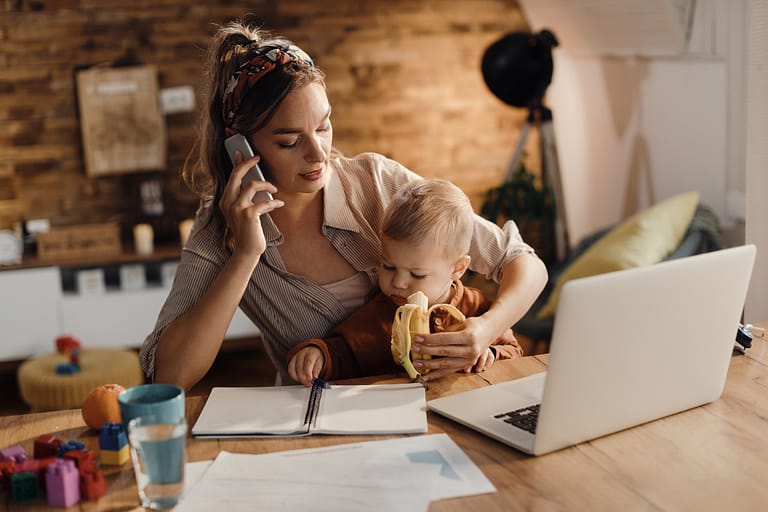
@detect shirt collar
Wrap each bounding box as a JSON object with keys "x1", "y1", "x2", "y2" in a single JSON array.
[
  {"x1": 262, "y1": 159, "x2": 360, "y2": 245},
  {"x1": 322, "y1": 160, "x2": 361, "y2": 233}
]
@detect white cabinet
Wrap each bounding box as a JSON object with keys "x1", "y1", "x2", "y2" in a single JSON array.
[
  {"x1": 0, "y1": 267, "x2": 62, "y2": 360},
  {"x1": 0, "y1": 261, "x2": 260, "y2": 361},
  {"x1": 59, "y1": 287, "x2": 172, "y2": 349}
]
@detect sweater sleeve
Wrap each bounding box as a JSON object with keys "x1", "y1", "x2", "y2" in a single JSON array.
[
  {"x1": 287, "y1": 293, "x2": 403, "y2": 381},
  {"x1": 490, "y1": 330, "x2": 524, "y2": 359}
]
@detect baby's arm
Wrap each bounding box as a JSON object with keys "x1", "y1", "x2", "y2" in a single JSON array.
[
  {"x1": 473, "y1": 347, "x2": 497, "y2": 373},
  {"x1": 287, "y1": 346, "x2": 326, "y2": 386}
]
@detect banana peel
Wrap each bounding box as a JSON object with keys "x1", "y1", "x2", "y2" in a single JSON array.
[{"x1": 390, "y1": 291, "x2": 466, "y2": 380}]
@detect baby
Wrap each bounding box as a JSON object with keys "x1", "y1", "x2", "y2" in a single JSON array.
[{"x1": 287, "y1": 178, "x2": 523, "y2": 385}]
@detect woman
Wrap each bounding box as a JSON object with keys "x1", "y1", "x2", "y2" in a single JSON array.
[{"x1": 138, "y1": 20, "x2": 547, "y2": 390}]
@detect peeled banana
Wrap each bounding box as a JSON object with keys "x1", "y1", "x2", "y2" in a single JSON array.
[{"x1": 390, "y1": 291, "x2": 466, "y2": 379}]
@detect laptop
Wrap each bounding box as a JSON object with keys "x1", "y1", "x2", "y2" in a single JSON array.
[{"x1": 428, "y1": 245, "x2": 756, "y2": 456}]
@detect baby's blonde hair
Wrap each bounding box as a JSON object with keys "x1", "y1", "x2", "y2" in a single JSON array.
[{"x1": 381, "y1": 178, "x2": 474, "y2": 260}]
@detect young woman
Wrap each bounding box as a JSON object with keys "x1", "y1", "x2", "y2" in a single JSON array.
[{"x1": 138, "y1": 20, "x2": 547, "y2": 390}]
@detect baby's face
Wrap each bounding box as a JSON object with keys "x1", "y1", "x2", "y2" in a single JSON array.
[{"x1": 378, "y1": 236, "x2": 459, "y2": 307}]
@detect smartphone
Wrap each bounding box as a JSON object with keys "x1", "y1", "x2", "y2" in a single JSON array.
[{"x1": 224, "y1": 133, "x2": 274, "y2": 203}]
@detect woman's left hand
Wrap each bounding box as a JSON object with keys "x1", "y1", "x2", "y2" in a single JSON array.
[{"x1": 411, "y1": 315, "x2": 496, "y2": 381}]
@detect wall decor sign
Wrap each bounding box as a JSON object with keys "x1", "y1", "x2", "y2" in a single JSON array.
[{"x1": 76, "y1": 65, "x2": 166, "y2": 176}]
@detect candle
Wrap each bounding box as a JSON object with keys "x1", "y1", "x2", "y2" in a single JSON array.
[
  {"x1": 179, "y1": 219, "x2": 194, "y2": 247},
  {"x1": 133, "y1": 223, "x2": 154, "y2": 255}
]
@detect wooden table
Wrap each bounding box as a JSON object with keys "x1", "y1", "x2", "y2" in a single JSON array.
[{"x1": 3, "y1": 326, "x2": 768, "y2": 511}]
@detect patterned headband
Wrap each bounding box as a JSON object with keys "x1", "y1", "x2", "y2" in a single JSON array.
[{"x1": 222, "y1": 43, "x2": 315, "y2": 134}]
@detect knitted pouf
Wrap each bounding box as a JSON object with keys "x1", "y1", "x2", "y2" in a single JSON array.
[{"x1": 17, "y1": 348, "x2": 144, "y2": 411}]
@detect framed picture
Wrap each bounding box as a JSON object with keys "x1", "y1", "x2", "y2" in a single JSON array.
[{"x1": 76, "y1": 65, "x2": 166, "y2": 176}]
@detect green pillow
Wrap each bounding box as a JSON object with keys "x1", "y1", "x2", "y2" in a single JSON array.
[{"x1": 537, "y1": 191, "x2": 699, "y2": 319}]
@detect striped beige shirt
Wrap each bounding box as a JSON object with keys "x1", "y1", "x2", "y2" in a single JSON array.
[{"x1": 138, "y1": 152, "x2": 535, "y2": 384}]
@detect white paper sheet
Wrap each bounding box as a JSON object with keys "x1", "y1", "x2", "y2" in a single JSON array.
[{"x1": 174, "y1": 434, "x2": 495, "y2": 512}]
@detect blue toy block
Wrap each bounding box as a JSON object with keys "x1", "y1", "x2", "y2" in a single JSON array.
[
  {"x1": 55, "y1": 362, "x2": 80, "y2": 375},
  {"x1": 57, "y1": 440, "x2": 85, "y2": 457},
  {"x1": 10, "y1": 471, "x2": 38, "y2": 502},
  {"x1": 98, "y1": 422, "x2": 128, "y2": 451},
  {"x1": 46, "y1": 459, "x2": 80, "y2": 508}
]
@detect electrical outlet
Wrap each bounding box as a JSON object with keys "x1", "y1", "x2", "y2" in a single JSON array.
[{"x1": 159, "y1": 85, "x2": 196, "y2": 114}]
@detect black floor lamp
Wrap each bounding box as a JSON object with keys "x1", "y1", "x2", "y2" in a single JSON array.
[{"x1": 481, "y1": 29, "x2": 570, "y2": 263}]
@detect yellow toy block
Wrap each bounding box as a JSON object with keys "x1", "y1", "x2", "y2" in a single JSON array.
[{"x1": 99, "y1": 445, "x2": 129, "y2": 466}]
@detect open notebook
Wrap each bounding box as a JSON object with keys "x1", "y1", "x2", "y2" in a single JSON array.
[
  {"x1": 428, "y1": 245, "x2": 756, "y2": 456},
  {"x1": 192, "y1": 381, "x2": 428, "y2": 438}
]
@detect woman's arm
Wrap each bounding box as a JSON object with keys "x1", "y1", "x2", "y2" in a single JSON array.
[
  {"x1": 154, "y1": 155, "x2": 282, "y2": 390},
  {"x1": 411, "y1": 252, "x2": 547, "y2": 381},
  {"x1": 153, "y1": 251, "x2": 259, "y2": 390}
]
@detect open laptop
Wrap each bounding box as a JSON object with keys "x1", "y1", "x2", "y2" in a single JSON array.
[{"x1": 428, "y1": 245, "x2": 756, "y2": 456}]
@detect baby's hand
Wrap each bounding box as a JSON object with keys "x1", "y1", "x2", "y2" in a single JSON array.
[
  {"x1": 287, "y1": 346, "x2": 325, "y2": 386},
  {"x1": 473, "y1": 348, "x2": 496, "y2": 373}
]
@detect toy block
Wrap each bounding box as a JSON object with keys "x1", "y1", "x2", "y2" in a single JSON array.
[
  {"x1": 99, "y1": 445, "x2": 130, "y2": 466},
  {"x1": 98, "y1": 422, "x2": 128, "y2": 451},
  {"x1": 80, "y1": 467, "x2": 106, "y2": 501},
  {"x1": 10, "y1": 471, "x2": 38, "y2": 502},
  {"x1": 0, "y1": 444, "x2": 27, "y2": 463},
  {"x1": 0, "y1": 459, "x2": 16, "y2": 491},
  {"x1": 46, "y1": 459, "x2": 80, "y2": 508},
  {"x1": 57, "y1": 439, "x2": 85, "y2": 457},
  {"x1": 55, "y1": 362, "x2": 80, "y2": 375},
  {"x1": 63, "y1": 449, "x2": 96, "y2": 471},
  {"x1": 56, "y1": 335, "x2": 81, "y2": 354},
  {"x1": 34, "y1": 457, "x2": 57, "y2": 487},
  {"x1": 15, "y1": 460, "x2": 39, "y2": 475},
  {"x1": 34, "y1": 434, "x2": 63, "y2": 459}
]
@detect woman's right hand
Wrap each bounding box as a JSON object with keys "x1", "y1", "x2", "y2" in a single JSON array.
[{"x1": 218, "y1": 153, "x2": 282, "y2": 258}]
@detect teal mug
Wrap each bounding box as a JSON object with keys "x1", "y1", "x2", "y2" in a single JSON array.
[{"x1": 118, "y1": 383, "x2": 185, "y2": 432}]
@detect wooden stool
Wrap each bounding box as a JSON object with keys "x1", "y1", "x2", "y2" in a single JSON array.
[{"x1": 17, "y1": 348, "x2": 144, "y2": 411}]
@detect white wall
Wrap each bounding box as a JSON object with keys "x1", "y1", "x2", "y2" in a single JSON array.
[
  {"x1": 521, "y1": 0, "x2": 766, "y2": 321},
  {"x1": 744, "y1": 0, "x2": 768, "y2": 323},
  {"x1": 548, "y1": 56, "x2": 729, "y2": 244}
]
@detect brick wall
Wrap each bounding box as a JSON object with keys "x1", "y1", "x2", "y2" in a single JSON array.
[{"x1": 0, "y1": 0, "x2": 530, "y2": 244}]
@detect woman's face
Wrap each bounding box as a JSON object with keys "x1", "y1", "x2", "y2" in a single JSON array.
[{"x1": 249, "y1": 82, "x2": 333, "y2": 198}]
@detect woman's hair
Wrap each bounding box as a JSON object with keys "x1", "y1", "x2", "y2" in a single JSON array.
[
  {"x1": 183, "y1": 20, "x2": 325, "y2": 240},
  {"x1": 381, "y1": 178, "x2": 475, "y2": 260}
]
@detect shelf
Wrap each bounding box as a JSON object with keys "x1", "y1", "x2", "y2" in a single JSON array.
[{"x1": 0, "y1": 244, "x2": 182, "y2": 272}]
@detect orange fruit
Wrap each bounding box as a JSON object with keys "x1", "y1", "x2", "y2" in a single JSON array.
[{"x1": 81, "y1": 383, "x2": 125, "y2": 431}]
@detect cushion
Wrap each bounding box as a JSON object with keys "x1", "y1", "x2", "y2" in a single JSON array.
[{"x1": 536, "y1": 191, "x2": 699, "y2": 319}]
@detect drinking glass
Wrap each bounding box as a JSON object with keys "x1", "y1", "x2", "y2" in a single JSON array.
[{"x1": 127, "y1": 415, "x2": 187, "y2": 510}]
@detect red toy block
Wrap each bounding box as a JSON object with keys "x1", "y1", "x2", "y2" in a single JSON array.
[
  {"x1": 0, "y1": 459, "x2": 15, "y2": 491},
  {"x1": 63, "y1": 449, "x2": 96, "y2": 472},
  {"x1": 33, "y1": 435, "x2": 63, "y2": 459},
  {"x1": 33, "y1": 457, "x2": 57, "y2": 488},
  {"x1": 55, "y1": 335, "x2": 81, "y2": 354},
  {"x1": 80, "y1": 467, "x2": 106, "y2": 501},
  {"x1": 14, "y1": 459, "x2": 38, "y2": 474}
]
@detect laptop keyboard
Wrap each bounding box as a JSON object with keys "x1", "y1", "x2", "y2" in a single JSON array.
[{"x1": 494, "y1": 404, "x2": 540, "y2": 434}]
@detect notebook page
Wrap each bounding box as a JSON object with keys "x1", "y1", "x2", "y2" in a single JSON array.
[
  {"x1": 191, "y1": 386, "x2": 310, "y2": 436},
  {"x1": 314, "y1": 383, "x2": 427, "y2": 434}
]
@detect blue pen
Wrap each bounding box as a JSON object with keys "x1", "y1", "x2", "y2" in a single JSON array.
[{"x1": 313, "y1": 377, "x2": 331, "y2": 389}]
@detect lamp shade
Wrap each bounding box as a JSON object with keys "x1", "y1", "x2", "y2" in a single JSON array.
[{"x1": 481, "y1": 29, "x2": 559, "y2": 108}]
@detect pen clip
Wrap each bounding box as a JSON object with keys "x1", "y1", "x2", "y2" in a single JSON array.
[{"x1": 313, "y1": 377, "x2": 331, "y2": 389}]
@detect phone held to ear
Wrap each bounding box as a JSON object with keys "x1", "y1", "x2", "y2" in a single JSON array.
[{"x1": 224, "y1": 134, "x2": 274, "y2": 203}]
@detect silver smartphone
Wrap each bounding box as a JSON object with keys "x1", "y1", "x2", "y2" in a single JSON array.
[{"x1": 224, "y1": 133, "x2": 273, "y2": 202}]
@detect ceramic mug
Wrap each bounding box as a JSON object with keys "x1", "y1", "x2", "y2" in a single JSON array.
[{"x1": 118, "y1": 383, "x2": 185, "y2": 431}]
